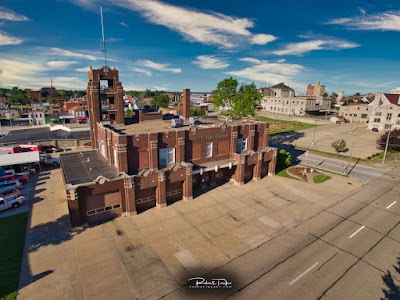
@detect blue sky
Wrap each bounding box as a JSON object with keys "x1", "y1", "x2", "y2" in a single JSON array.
[{"x1": 0, "y1": 0, "x2": 399, "y2": 94}]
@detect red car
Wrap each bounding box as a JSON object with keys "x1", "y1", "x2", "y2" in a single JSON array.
[
  {"x1": 84, "y1": 142, "x2": 92, "y2": 148},
  {"x1": 15, "y1": 174, "x2": 29, "y2": 183}
]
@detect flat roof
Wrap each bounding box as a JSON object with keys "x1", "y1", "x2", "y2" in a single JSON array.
[
  {"x1": 114, "y1": 116, "x2": 262, "y2": 135},
  {"x1": 0, "y1": 151, "x2": 39, "y2": 166},
  {"x1": 1, "y1": 127, "x2": 90, "y2": 145},
  {"x1": 60, "y1": 150, "x2": 118, "y2": 185}
]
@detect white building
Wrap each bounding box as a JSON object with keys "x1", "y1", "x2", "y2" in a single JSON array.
[
  {"x1": 367, "y1": 93, "x2": 400, "y2": 131},
  {"x1": 391, "y1": 87, "x2": 400, "y2": 94},
  {"x1": 260, "y1": 83, "x2": 331, "y2": 116}
]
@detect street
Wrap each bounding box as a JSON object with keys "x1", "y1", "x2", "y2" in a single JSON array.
[{"x1": 166, "y1": 167, "x2": 400, "y2": 300}]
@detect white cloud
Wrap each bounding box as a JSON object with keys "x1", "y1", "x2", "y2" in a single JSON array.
[
  {"x1": 152, "y1": 85, "x2": 168, "y2": 91},
  {"x1": 0, "y1": 31, "x2": 23, "y2": 45},
  {"x1": 193, "y1": 55, "x2": 229, "y2": 69},
  {"x1": 106, "y1": 37, "x2": 123, "y2": 42},
  {"x1": 0, "y1": 58, "x2": 85, "y2": 89},
  {"x1": 131, "y1": 67, "x2": 152, "y2": 77},
  {"x1": 0, "y1": 6, "x2": 29, "y2": 21},
  {"x1": 271, "y1": 39, "x2": 359, "y2": 56},
  {"x1": 47, "y1": 61, "x2": 79, "y2": 69},
  {"x1": 137, "y1": 59, "x2": 181, "y2": 73},
  {"x1": 75, "y1": 67, "x2": 90, "y2": 72},
  {"x1": 251, "y1": 34, "x2": 276, "y2": 45},
  {"x1": 227, "y1": 57, "x2": 305, "y2": 85},
  {"x1": 109, "y1": 0, "x2": 276, "y2": 48},
  {"x1": 327, "y1": 11, "x2": 400, "y2": 31},
  {"x1": 49, "y1": 47, "x2": 97, "y2": 61},
  {"x1": 120, "y1": 22, "x2": 128, "y2": 27}
]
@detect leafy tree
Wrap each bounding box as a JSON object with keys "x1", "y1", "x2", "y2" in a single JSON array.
[
  {"x1": 125, "y1": 109, "x2": 133, "y2": 118},
  {"x1": 232, "y1": 82, "x2": 262, "y2": 117},
  {"x1": 331, "y1": 139, "x2": 347, "y2": 153},
  {"x1": 152, "y1": 94, "x2": 170, "y2": 108},
  {"x1": 354, "y1": 92, "x2": 361, "y2": 96},
  {"x1": 377, "y1": 129, "x2": 400, "y2": 151},
  {"x1": 323, "y1": 92, "x2": 329, "y2": 97},
  {"x1": 212, "y1": 77, "x2": 238, "y2": 112},
  {"x1": 190, "y1": 109, "x2": 206, "y2": 116},
  {"x1": 213, "y1": 78, "x2": 261, "y2": 117},
  {"x1": 277, "y1": 149, "x2": 292, "y2": 171}
]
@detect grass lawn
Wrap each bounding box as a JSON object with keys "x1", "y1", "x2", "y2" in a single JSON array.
[
  {"x1": 276, "y1": 167, "x2": 299, "y2": 180},
  {"x1": 0, "y1": 213, "x2": 28, "y2": 300},
  {"x1": 313, "y1": 174, "x2": 331, "y2": 184},
  {"x1": 256, "y1": 116, "x2": 316, "y2": 135}
]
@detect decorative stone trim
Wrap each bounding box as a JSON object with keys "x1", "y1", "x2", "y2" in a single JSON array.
[
  {"x1": 250, "y1": 129, "x2": 256, "y2": 137},
  {"x1": 178, "y1": 137, "x2": 185, "y2": 146},
  {"x1": 158, "y1": 171, "x2": 166, "y2": 182},
  {"x1": 115, "y1": 143, "x2": 127, "y2": 153},
  {"x1": 149, "y1": 140, "x2": 158, "y2": 149},
  {"x1": 232, "y1": 131, "x2": 238, "y2": 138}
]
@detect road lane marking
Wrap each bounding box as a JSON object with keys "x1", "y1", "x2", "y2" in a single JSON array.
[
  {"x1": 387, "y1": 201, "x2": 397, "y2": 210},
  {"x1": 349, "y1": 225, "x2": 365, "y2": 239},
  {"x1": 118, "y1": 218, "x2": 137, "y2": 248},
  {"x1": 289, "y1": 262, "x2": 319, "y2": 285}
]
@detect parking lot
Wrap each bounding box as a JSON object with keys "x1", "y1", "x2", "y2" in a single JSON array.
[
  {"x1": 17, "y1": 164, "x2": 365, "y2": 299},
  {"x1": 287, "y1": 122, "x2": 382, "y2": 159}
]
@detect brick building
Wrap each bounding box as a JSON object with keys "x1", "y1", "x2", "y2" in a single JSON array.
[{"x1": 61, "y1": 67, "x2": 277, "y2": 227}]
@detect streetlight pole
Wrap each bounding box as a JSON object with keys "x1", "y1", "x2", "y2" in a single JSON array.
[
  {"x1": 312, "y1": 120, "x2": 317, "y2": 145},
  {"x1": 382, "y1": 124, "x2": 392, "y2": 165}
]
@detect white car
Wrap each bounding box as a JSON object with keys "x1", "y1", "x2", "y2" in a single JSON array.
[{"x1": 0, "y1": 193, "x2": 24, "y2": 211}]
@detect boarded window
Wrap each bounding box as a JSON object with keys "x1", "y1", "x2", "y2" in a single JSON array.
[{"x1": 192, "y1": 143, "x2": 201, "y2": 160}]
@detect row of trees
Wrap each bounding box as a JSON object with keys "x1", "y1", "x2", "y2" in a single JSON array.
[{"x1": 212, "y1": 77, "x2": 262, "y2": 117}]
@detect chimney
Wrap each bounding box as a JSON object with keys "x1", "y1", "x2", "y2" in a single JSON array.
[{"x1": 182, "y1": 88, "x2": 190, "y2": 119}]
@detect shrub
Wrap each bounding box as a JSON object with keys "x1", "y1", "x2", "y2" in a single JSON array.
[{"x1": 277, "y1": 149, "x2": 292, "y2": 171}]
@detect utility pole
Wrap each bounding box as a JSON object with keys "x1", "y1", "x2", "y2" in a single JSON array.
[
  {"x1": 382, "y1": 124, "x2": 392, "y2": 165},
  {"x1": 312, "y1": 120, "x2": 317, "y2": 145}
]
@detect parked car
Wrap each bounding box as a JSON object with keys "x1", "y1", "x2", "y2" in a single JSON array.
[
  {"x1": 372, "y1": 128, "x2": 379, "y2": 132},
  {"x1": 41, "y1": 145, "x2": 61, "y2": 153},
  {"x1": 40, "y1": 154, "x2": 60, "y2": 166},
  {"x1": 337, "y1": 148, "x2": 349, "y2": 153},
  {"x1": 3, "y1": 169, "x2": 30, "y2": 177},
  {"x1": 0, "y1": 193, "x2": 25, "y2": 211},
  {"x1": 0, "y1": 180, "x2": 22, "y2": 190},
  {"x1": 15, "y1": 174, "x2": 29, "y2": 183},
  {"x1": 0, "y1": 182, "x2": 22, "y2": 195},
  {"x1": 0, "y1": 174, "x2": 18, "y2": 184},
  {"x1": 84, "y1": 142, "x2": 92, "y2": 148}
]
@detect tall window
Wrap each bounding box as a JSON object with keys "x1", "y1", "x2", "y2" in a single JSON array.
[
  {"x1": 387, "y1": 113, "x2": 392, "y2": 121},
  {"x1": 206, "y1": 142, "x2": 213, "y2": 158},
  {"x1": 159, "y1": 148, "x2": 175, "y2": 168},
  {"x1": 237, "y1": 138, "x2": 247, "y2": 153}
]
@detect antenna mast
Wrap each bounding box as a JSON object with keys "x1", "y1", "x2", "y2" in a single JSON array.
[{"x1": 100, "y1": 7, "x2": 108, "y2": 67}]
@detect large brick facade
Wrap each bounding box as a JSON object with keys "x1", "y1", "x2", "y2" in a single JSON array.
[{"x1": 62, "y1": 67, "x2": 277, "y2": 227}]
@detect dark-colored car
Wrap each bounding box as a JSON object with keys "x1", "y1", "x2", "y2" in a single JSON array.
[
  {"x1": 372, "y1": 128, "x2": 379, "y2": 132},
  {"x1": 338, "y1": 148, "x2": 349, "y2": 153},
  {"x1": 41, "y1": 145, "x2": 62, "y2": 153}
]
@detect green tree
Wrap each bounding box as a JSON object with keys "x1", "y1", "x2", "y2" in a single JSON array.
[
  {"x1": 232, "y1": 82, "x2": 262, "y2": 117},
  {"x1": 125, "y1": 109, "x2": 133, "y2": 118},
  {"x1": 152, "y1": 94, "x2": 170, "y2": 108},
  {"x1": 331, "y1": 139, "x2": 347, "y2": 153},
  {"x1": 190, "y1": 109, "x2": 206, "y2": 116},
  {"x1": 213, "y1": 78, "x2": 261, "y2": 117},
  {"x1": 276, "y1": 149, "x2": 292, "y2": 171},
  {"x1": 323, "y1": 92, "x2": 329, "y2": 97},
  {"x1": 212, "y1": 77, "x2": 238, "y2": 113},
  {"x1": 377, "y1": 129, "x2": 400, "y2": 151}
]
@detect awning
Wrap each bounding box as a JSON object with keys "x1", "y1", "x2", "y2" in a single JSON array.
[{"x1": 0, "y1": 151, "x2": 40, "y2": 166}]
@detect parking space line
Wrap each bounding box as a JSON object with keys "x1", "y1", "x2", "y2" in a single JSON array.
[
  {"x1": 289, "y1": 262, "x2": 319, "y2": 285},
  {"x1": 349, "y1": 225, "x2": 365, "y2": 239},
  {"x1": 118, "y1": 218, "x2": 137, "y2": 248},
  {"x1": 387, "y1": 201, "x2": 397, "y2": 210}
]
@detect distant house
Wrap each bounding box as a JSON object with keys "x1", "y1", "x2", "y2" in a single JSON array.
[
  {"x1": 0, "y1": 108, "x2": 20, "y2": 119},
  {"x1": 31, "y1": 110, "x2": 46, "y2": 125},
  {"x1": 0, "y1": 101, "x2": 8, "y2": 109},
  {"x1": 367, "y1": 93, "x2": 400, "y2": 131}
]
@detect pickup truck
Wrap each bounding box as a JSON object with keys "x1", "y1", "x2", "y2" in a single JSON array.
[
  {"x1": 0, "y1": 193, "x2": 24, "y2": 211},
  {"x1": 39, "y1": 154, "x2": 60, "y2": 166}
]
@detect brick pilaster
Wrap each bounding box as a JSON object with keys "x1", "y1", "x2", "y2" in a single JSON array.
[
  {"x1": 253, "y1": 152, "x2": 263, "y2": 181},
  {"x1": 148, "y1": 133, "x2": 158, "y2": 170},
  {"x1": 268, "y1": 149, "x2": 277, "y2": 176},
  {"x1": 156, "y1": 171, "x2": 166, "y2": 208},
  {"x1": 183, "y1": 164, "x2": 193, "y2": 201},
  {"x1": 123, "y1": 177, "x2": 136, "y2": 216}
]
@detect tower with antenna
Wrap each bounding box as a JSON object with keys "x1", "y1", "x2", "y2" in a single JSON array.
[
  {"x1": 100, "y1": 6, "x2": 108, "y2": 67},
  {"x1": 87, "y1": 7, "x2": 125, "y2": 149}
]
